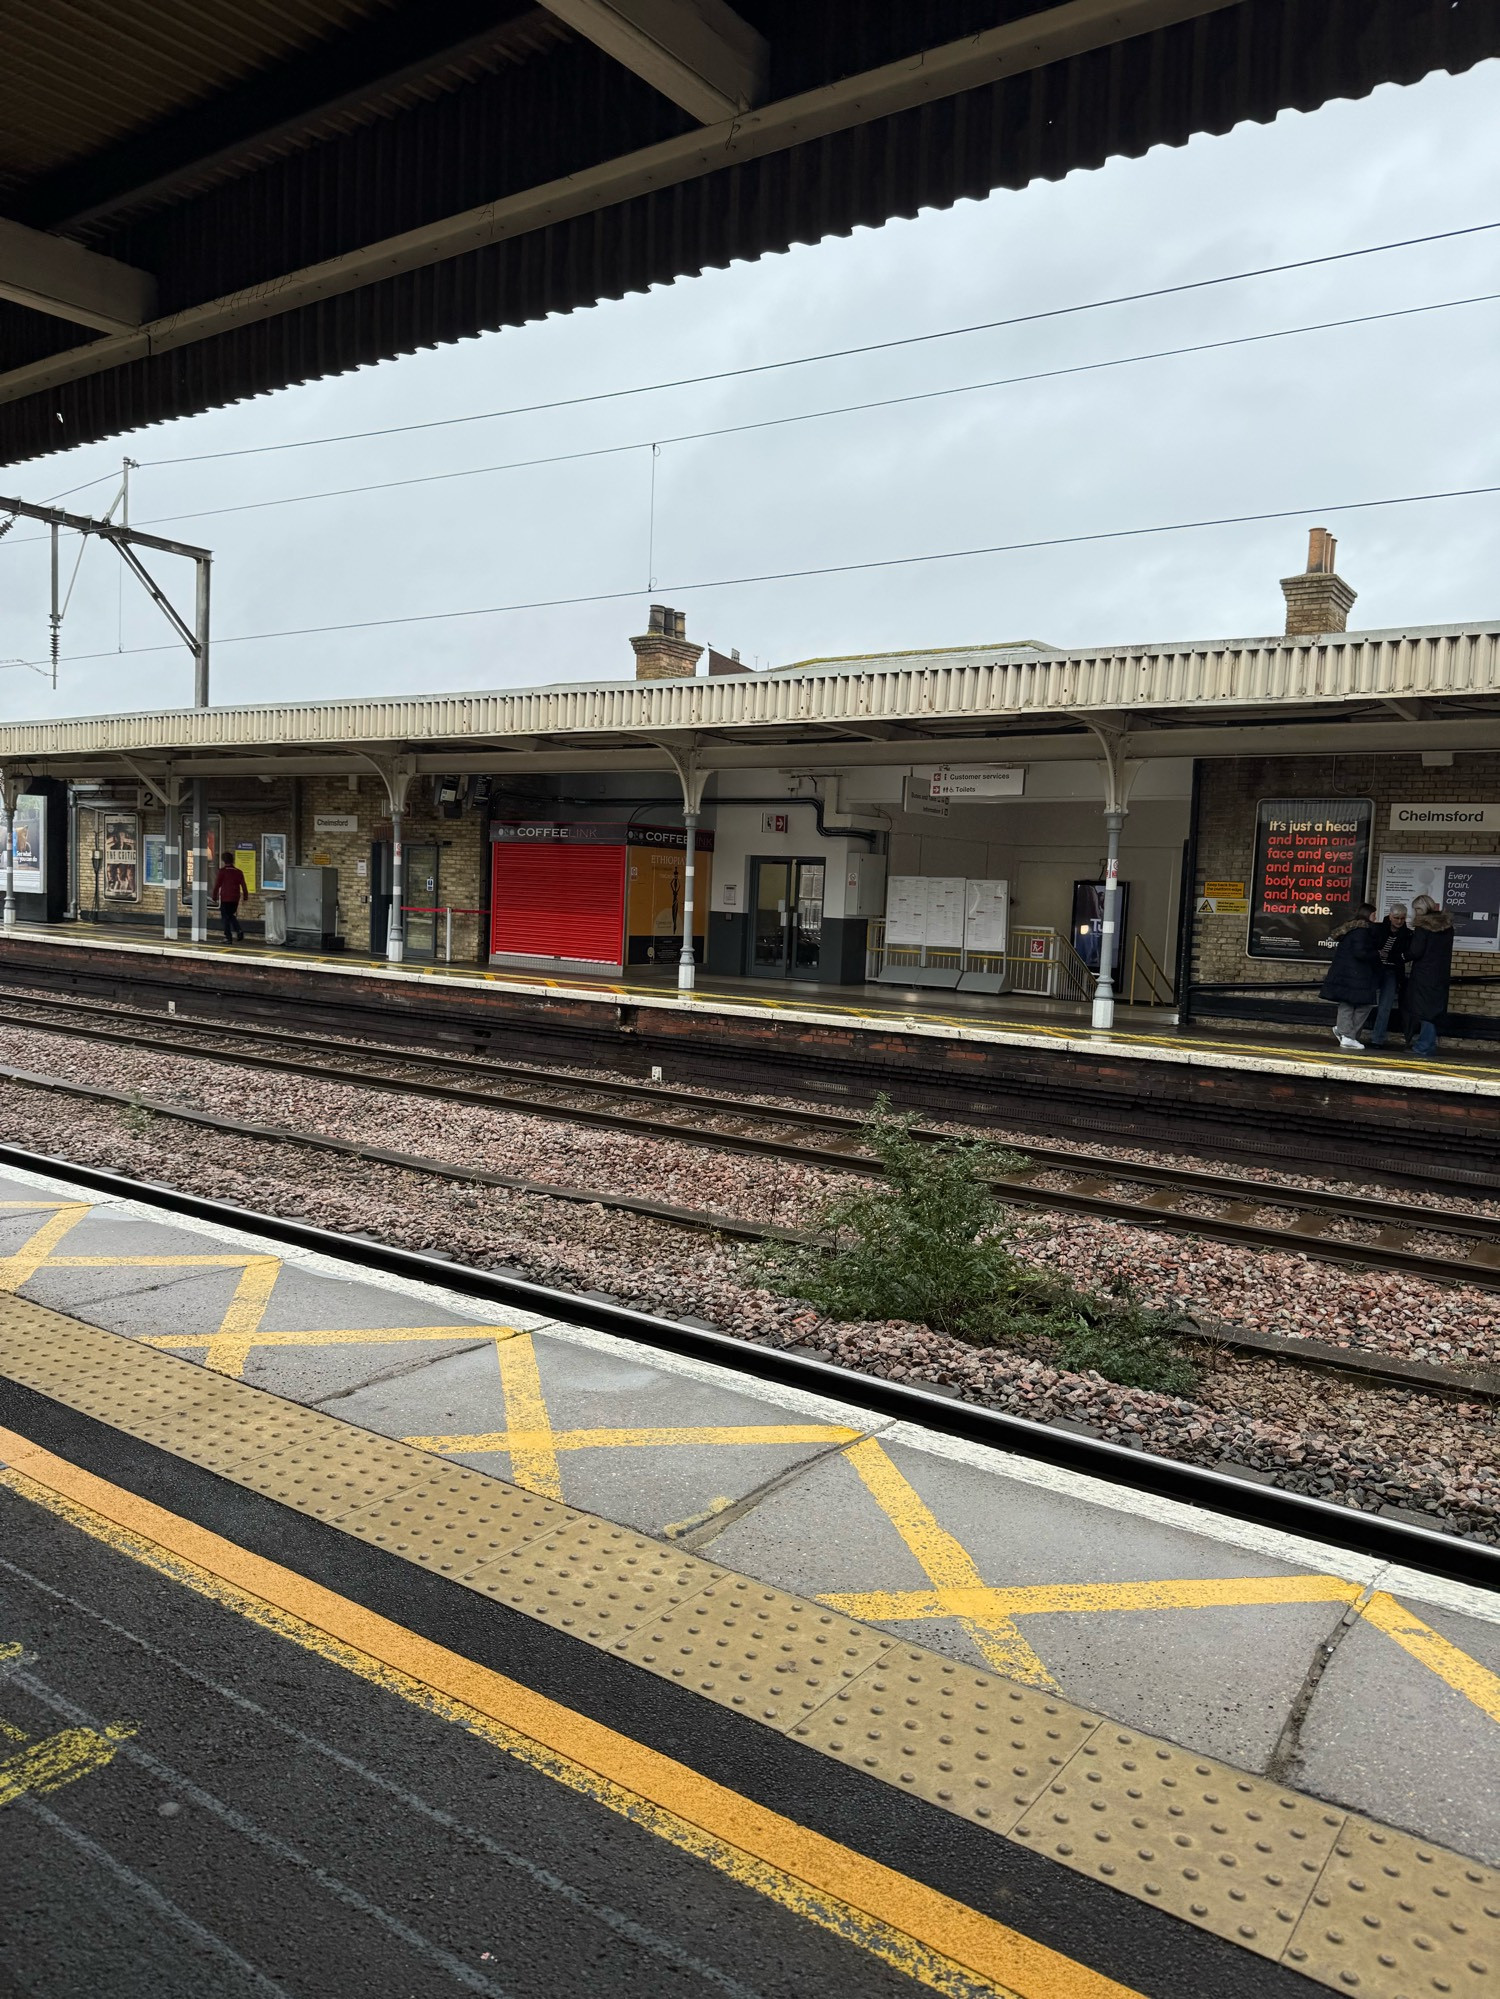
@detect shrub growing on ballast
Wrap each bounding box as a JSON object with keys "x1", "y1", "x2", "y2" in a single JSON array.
[{"x1": 752, "y1": 1099, "x2": 1195, "y2": 1397}]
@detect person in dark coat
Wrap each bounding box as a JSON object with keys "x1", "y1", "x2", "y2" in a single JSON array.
[
  {"x1": 1368, "y1": 901, "x2": 1413, "y2": 1048},
  {"x1": 1319, "y1": 902, "x2": 1378, "y2": 1051},
  {"x1": 1405, "y1": 895, "x2": 1455, "y2": 1056}
]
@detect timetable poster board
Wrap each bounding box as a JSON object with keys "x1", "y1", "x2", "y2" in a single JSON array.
[
  {"x1": 963, "y1": 880, "x2": 1010, "y2": 955},
  {"x1": 1377, "y1": 852, "x2": 1500, "y2": 953},
  {"x1": 1248, "y1": 797, "x2": 1373, "y2": 960},
  {"x1": 103, "y1": 812, "x2": 139, "y2": 901},
  {"x1": 924, "y1": 877, "x2": 966, "y2": 951},
  {"x1": 884, "y1": 876, "x2": 928, "y2": 949},
  {"x1": 143, "y1": 834, "x2": 167, "y2": 887},
  {"x1": 10, "y1": 793, "x2": 45, "y2": 895}
]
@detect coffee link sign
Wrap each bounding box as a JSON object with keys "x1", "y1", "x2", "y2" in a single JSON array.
[{"x1": 1247, "y1": 797, "x2": 1374, "y2": 961}]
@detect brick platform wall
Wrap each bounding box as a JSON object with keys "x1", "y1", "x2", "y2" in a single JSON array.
[
  {"x1": 297, "y1": 776, "x2": 489, "y2": 960},
  {"x1": 1191, "y1": 751, "x2": 1500, "y2": 1021}
]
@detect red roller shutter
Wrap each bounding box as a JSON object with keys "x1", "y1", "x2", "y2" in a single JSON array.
[{"x1": 490, "y1": 842, "x2": 626, "y2": 964}]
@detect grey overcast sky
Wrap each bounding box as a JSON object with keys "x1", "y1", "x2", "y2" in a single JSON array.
[{"x1": 2, "y1": 56, "x2": 1498, "y2": 722}]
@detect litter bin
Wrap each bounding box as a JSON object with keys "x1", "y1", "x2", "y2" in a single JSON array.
[{"x1": 263, "y1": 895, "x2": 287, "y2": 945}]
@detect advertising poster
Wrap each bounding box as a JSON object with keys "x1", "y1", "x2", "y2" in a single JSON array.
[
  {"x1": 261, "y1": 832, "x2": 288, "y2": 893},
  {"x1": 143, "y1": 834, "x2": 167, "y2": 887},
  {"x1": 1377, "y1": 852, "x2": 1500, "y2": 954},
  {"x1": 10, "y1": 794, "x2": 45, "y2": 896},
  {"x1": 103, "y1": 812, "x2": 140, "y2": 901},
  {"x1": 1248, "y1": 797, "x2": 1373, "y2": 960}
]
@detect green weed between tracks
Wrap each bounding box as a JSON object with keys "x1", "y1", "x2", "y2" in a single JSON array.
[{"x1": 751, "y1": 1099, "x2": 1195, "y2": 1397}]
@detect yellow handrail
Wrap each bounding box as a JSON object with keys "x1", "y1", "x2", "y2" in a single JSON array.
[{"x1": 1128, "y1": 932, "x2": 1175, "y2": 1005}]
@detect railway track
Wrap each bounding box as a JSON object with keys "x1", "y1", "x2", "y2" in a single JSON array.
[
  {"x1": 1, "y1": 1133, "x2": 1493, "y2": 1577},
  {"x1": 5, "y1": 986, "x2": 1500, "y2": 1290}
]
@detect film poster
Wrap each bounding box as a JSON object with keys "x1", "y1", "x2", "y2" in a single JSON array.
[{"x1": 103, "y1": 812, "x2": 140, "y2": 901}]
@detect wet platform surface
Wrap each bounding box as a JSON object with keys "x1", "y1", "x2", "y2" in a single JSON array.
[{"x1": 0, "y1": 1152, "x2": 1495, "y2": 1999}]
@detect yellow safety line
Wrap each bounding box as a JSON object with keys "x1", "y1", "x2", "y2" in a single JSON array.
[
  {"x1": 0, "y1": 1428, "x2": 1138, "y2": 1999},
  {"x1": 493, "y1": 1333, "x2": 563, "y2": 1500},
  {"x1": 0, "y1": 1205, "x2": 92, "y2": 1291},
  {"x1": 408, "y1": 1422, "x2": 862, "y2": 1456},
  {"x1": 841, "y1": 1439, "x2": 1055, "y2": 1688},
  {"x1": 203, "y1": 1257, "x2": 282, "y2": 1379},
  {"x1": 1359, "y1": 1590, "x2": 1500, "y2": 1724}
]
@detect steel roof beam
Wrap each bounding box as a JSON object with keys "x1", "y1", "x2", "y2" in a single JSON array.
[
  {"x1": 0, "y1": 219, "x2": 157, "y2": 335},
  {"x1": 536, "y1": 0, "x2": 767, "y2": 120},
  {"x1": 0, "y1": 0, "x2": 1243, "y2": 409}
]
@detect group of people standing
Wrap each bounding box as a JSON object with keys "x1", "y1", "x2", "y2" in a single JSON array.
[{"x1": 1321, "y1": 896, "x2": 1454, "y2": 1055}]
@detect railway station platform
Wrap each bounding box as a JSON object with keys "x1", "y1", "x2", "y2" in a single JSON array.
[
  {"x1": 1, "y1": 1153, "x2": 1497, "y2": 1998},
  {"x1": 7, "y1": 916, "x2": 1500, "y2": 1100}
]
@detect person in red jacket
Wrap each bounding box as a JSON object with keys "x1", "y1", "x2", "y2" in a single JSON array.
[{"x1": 212, "y1": 850, "x2": 250, "y2": 943}]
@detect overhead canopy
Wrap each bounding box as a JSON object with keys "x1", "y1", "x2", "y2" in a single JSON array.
[
  {"x1": 1, "y1": 0, "x2": 1492, "y2": 466},
  {"x1": 3, "y1": 623, "x2": 1499, "y2": 783}
]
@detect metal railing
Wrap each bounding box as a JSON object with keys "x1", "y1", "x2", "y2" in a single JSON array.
[
  {"x1": 863, "y1": 919, "x2": 1097, "y2": 1002},
  {"x1": 1128, "y1": 932, "x2": 1175, "y2": 1006}
]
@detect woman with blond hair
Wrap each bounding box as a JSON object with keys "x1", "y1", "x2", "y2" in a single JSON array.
[{"x1": 1406, "y1": 893, "x2": 1454, "y2": 1056}]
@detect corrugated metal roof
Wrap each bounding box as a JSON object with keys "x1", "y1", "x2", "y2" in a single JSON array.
[
  {"x1": 4, "y1": 620, "x2": 1498, "y2": 764},
  {"x1": 1, "y1": 0, "x2": 1493, "y2": 466}
]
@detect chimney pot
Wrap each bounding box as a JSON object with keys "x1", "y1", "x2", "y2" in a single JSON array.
[
  {"x1": 631, "y1": 603, "x2": 704, "y2": 680},
  {"x1": 1280, "y1": 529, "x2": 1356, "y2": 637}
]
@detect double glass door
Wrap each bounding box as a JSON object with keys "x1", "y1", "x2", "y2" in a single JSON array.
[{"x1": 752, "y1": 857, "x2": 824, "y2": 978}]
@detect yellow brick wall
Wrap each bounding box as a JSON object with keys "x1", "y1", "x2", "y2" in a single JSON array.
[{"x1": 297, "y1": 775, "x2": 489, "y2": 961}]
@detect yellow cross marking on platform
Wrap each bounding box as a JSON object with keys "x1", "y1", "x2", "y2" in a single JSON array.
[
  {"x1": 493, "y1": 1333, "x2": 563, "y2": 1499},
  {"x1": 0, "y1": 1205, "x2": 92, "y2": 1290},
  {"x1": 146, "y1": 1324, "x2": 519, "y2": 1353},
  {"x1": 409, "y1": 1422, "x2": 862, "y2": 1455},
  {"x1": 840, "y1": 1438, "x2": 1056, "y2": 1687}
]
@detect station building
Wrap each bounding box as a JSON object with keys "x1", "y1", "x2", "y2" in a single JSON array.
[{"x1": 3, "y1": 532, "x2": 1500, "y2": 1037}]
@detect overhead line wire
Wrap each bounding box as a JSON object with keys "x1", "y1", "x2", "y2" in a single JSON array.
[
  {"x1": 4, "y1": 291, "x2": 1495, "y2": 544},
  {"x1": 13, "y1": 480, "x2": 1499, "y2": 673},
  {"x1": 122, "y1": 217, "x2": 1500, "y2": 468}
]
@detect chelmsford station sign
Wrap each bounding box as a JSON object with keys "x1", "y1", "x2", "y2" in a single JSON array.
[{"x1": 1389, "y1": 802, "x2": 1500, "y2": 831}]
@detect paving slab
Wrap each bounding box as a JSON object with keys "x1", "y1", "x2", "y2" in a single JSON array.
[{"x1": 1292, "y1": 1601, "x2": 1500, "y2": 1865}]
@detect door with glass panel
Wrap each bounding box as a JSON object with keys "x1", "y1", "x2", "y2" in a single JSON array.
[
  {"x1": 403, "y1": 842, "x2": 441, "y2": 959},
  {"x1": 750, "y1": 857, "x2": 824, "y2": 978}
]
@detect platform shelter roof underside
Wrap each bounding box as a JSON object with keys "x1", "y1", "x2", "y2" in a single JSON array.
[
  {"x1": 2, "y1": 0, "x2": 1493, "y2": 468},
  {"x1": 2, "y1": 619, "x2": 1499, "y2": 784}
]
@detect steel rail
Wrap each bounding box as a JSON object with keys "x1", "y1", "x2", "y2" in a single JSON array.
[
  {"x1": 4, "y1": 991, "x2": 1500, "y2": 1293},
  {"x1": 3, "y1": 1053, "x2": 1491, "y2": 1406},
  {"x1": 0, "y1": 1138, "x2": 1492, "y2": 1591}
]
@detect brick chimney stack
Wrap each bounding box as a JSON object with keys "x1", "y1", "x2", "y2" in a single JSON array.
[
  {"x1": 630, "y1": 603, "x2": 704, "y2": 680},
  {"x1": 1280, "y1": 527, "x2": 1357, "y2": 637}
]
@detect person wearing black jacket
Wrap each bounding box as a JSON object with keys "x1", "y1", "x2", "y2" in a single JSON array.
[
  {"x1": 1406, "y1": 895, "x2": 1455, "y2": 1056},
  {"x1": 1368, "y1": 901, "x2": 1412, "y2": 1048},
  {"x1": 1319, "y1": 902, "x2": 1379, "y2": 1051}
]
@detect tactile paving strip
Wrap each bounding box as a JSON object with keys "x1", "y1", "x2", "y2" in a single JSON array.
[
  {"x1": 793, "y1": 1646, "x2": 1101, "y2": 1829},
  {"x1": 611, "y1": 1578, "x2": 893, "y2": 1727},
  {"x1": 336, "y1": 1471, "x2": 569, "y2": 1577},
  {"x1": 465, "y1": 1515, "x2": 726, "y2": 1641},
  {"x1": 1011, "y1": 1728, "x2": 1350, "y2": 1955},
  {"x1": 3, "y1": 1291, "x2": 1499, "y2": 1999},
  {"x1": 1285, "y1": 1817, "x2": 1500, "y2": 1997}
]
